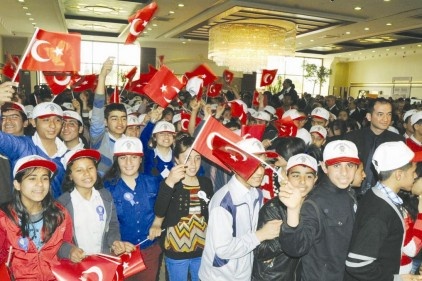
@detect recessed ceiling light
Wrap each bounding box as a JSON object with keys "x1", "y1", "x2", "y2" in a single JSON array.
[
  {"x1": 345, "y1": 31, "x2": 351, "y2": 35},
  {"x1": 147, "y1": 28, "x2": 152, "y2": 31},
  {"x1": 386, "y1": 23, "x2": 392, "y2": 26},
  {"x1": 401, "y1": 46, "x2": 405, "y2": 49},
  {"x1": 384, "y1": 0, "x2": 391, "y2": 2},
  {"x1": 32, "y1": 22, "x2": 36, "y2": 25},
  {"x1": 143, "y1": 31, "x2": 148, "y2": 34},
  {"x1": 386, "y1": 48, "x2": 390, "y2": 51},
  {"x1": 22, "y1": 6, "x2": 28, "y2": 9},
  {"x1": 372, "y1": 50, "x2": 376, "y2": 53},
  {"x1": 152, "y1": 24, "x2": 157, "y2": 27},
  {"x1": 29, "y1": 18, "x2": 34, "y2": 21},
  {"x1": 364, "y1": 27, "x2": 370, "y2": 31},
  {"x1": 178, "y1": 3, "x2": 184, "y2": 7},
  {"x1": 25, "y1": 12, "x2": 31, "y2": 15},
  {"x1": 182, "y1": 41, "x2": 186, "y2": 44},
  {"x1": 418, "y1": 45, "x2": 422, "y2": 47},
  {"x1": 169, "y1": 11, "x2": 175, "y2": 14},
  {"x1": 354, "y1": 6, "x2": 362, "y2": 11},
  {"x1": 298, "y1": 42, "x2": 302, "y2": 45},
  {"x1": 18, "y1": 0, "x2": 24, "y2": 2},
  {"x1": 310, "y1": 39, "x2": 314, "y2": 42}
]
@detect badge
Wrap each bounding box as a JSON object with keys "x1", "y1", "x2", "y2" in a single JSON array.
[
  {"x1": 123, "y1": 192, "x2": 135, "y2": 206},
  {"x1": 197, "y1": 191, "x2": 210, "y2": 204},
  {"x1": 18, "y1": 237, "x2": 29, "y2": 251},
  {"x1": 161, "y1": 165, "x2": 170, "y2": 178},
  {"x1": 96, "y1": 205, "x2": 105, "y2": 221}
]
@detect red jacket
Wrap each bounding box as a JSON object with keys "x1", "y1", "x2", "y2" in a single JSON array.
[{"x1": 0, "y1": 203, "x2": 73, "y2": 281}]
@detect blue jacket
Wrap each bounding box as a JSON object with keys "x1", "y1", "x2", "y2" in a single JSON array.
[
  {"x1": 0, "y1": 132, "x2": 67, "y2": 198},
  {"x1": 104, "y1": 174, "x2": 160, "y2": 249}
]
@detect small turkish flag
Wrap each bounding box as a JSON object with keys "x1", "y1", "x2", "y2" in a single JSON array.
[
  {"x1": 0, "y1": 263, "x2": 13, "y2": 281},
  {"x1": 184, "y1": 64, "x2": 217, "y2": 87},
  {"x1": 223, "y1": 69, "x2": 234, "y2": 85},
  {"x1": 191, "y1": 116, "x2": 242, "y2": 172},
  {"x1": 241, "y1": 124, "x2": 266, "y2": 140},
  {"x1": 2, "y1": 54, "x2": 20, "y2": 82},
  {"x1": 42, "y1": 71, "x2": 73, "y2": 95},
  {"x1": 260, "y1": 166, "x2": 277, "y2": 203},
  {"x1": 125, "y1": 2, "x2": 158, "y2": 44},
  {"x1": 207, "y1": 83, "x2": 222, "y2": 98},
  {"x1": 260, "y1": 69, "x2": 278, "y2": 87},
  {"x1": 22, "y1": 28, "x2": 81, "y2": 72},
  {"x1": 228, "y1": 100, "x2": 247, "y2": 125},
  {"x1": 143, "y1": 65, "x2": 183, "y2": 108},
  {"x1": 252, "y1": 90, "x2": 267, "y2": 107},
  {"x1": 52, "y1": 255, "x2": 119, "y2": 281},
  {"x1": 110, "y1": 86, "x2": 120, "y2": 104},
  {"x1": 72, "y1": 74, "x2": 98, "y2": 92},
  {"x1": 125, "y1": 66, "x2": 138, "y2": 81},
  {"x1": 120, "y1": 246, "x2": 147, "y2": 278},
  {"x1": 274, "y1": 117, "x2": 298, "y2": 137},
  {"x1": 126, "y1": 65, "x2": 157, "y2": 95},
  {"x1": 180, "y1": 111, "x2": 201, "y2": 132},
  {"x1": 212, "y1": 134, "x2": 262, "y2": 180}
]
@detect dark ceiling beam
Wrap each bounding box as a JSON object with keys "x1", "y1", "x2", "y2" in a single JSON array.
[
  {"x1": 68, "y1": 29, "x2": 120, "y2": 37},
  {"x1": 65, "y1": 15, "x2": 127, "y2": 25}
]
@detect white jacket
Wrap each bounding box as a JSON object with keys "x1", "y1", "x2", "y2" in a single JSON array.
[{"x1": 199, "y1": 175, "x2": 262, "y2": 281}]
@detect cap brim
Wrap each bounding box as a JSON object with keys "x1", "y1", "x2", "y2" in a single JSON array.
[
  {"x1": 35, "y1": 113, "x2": 62, "y2": 119},
  {"x1": 114, "y1": 152, "x2": 144, "y2": 156},
  {"x1": 414, "y1": 151, "x2": 422, "y2": 162},
  {"x1": 287, "y1": 164, "x2": 317, "y2": 173},
  {"x1": 311, "y1": 132, "x2": 326, "y2": 139},
  {"x1": 68, "y1": 149, "x2": 101, "y2": 165},
  {"x1": 325, "y1": 157, "x2": 360, "y2": 166},
  {"x1": 17, "y1": 159, "x2": 57, "y2": 176},
  {"x1": 311, "y1": 115, "x2": 328, "y2": 120}
]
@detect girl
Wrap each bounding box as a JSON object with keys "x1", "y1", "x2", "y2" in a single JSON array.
[
  {"x1": 58, "y1": 149, "x2": 134, "y2": 260},
  {"x1": 0, "y1": 155, "x2": 74, "y2": 280},
  {"x1": 104, "y1": 137, "x2": 161, "y2": 281},
  {"x1": 151, "y1": 135, "x2": 214, "y2": 281}
]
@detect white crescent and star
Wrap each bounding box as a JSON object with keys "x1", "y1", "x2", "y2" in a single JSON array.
[
  {"x1": 81, "y1": 266, "x2": 103, "y2": 281},
  {"x1": 225, "y1": 146, "x2": 247, "y2": 161},
  {"x1": 129, "y1": 19, "x2": 142, "y2": 36},
  {"x1": 209, "y1": 84, "x2": 215, "y2": 94},
  {"x1": 53, "y1": 75, "x2": 71, "y2": 86},
  {"x1": 181, "y1": 119, "x2": 189, "y2": 131},
  {"x1": 263, "y1": 73, "x2": 273, "y2": 84},
  {"x1": 31, "y1": 40, "x2": 50, "y2": 62},
  {"x1": 206, "y1": 132, "x2": 221, "y2": 150}
]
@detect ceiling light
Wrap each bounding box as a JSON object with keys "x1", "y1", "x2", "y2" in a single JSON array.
[
  {"x1": 147, "y1": 28, "x2": 152, "y2": 31},
  {"x1": 182, "y1": 41, "x2": 186, "y2": 44},
  {"x1": 22, "y1": 6, "x2": 28, "y2": 9},
  {"x1": 386, "y1": 23, "x2": 392, "y2": 26},
  {"x1": 169, "y1": 11, "x2": 175, "y2": 14},
  {"x1": 84, "y1": 5, "x2": 116, "y2": 14},
  {"x1": 178, "y1": 3, "x2": 184, "y2": 7},
  {"x1": 345, "y1": 31, "x2": 351, "y2": 35},
  {"x1": 25, "y1": 12, "x2": 31, "y2": 15},
  {"x1": 310, "y1": 39, "x2": 314, "y2": 42},
  {"x1": 384, "y1": 0, "x2": 391, "y2": 1},
  {"x1": 152, "y1": 24, "x2": 157, "y2": 27},
  {"x1": 364, "y1": 27, "x2": 369, "y2": 31},
  {"x1": 354, "y1": 6, "x2": 362, "y2": 11},
  {"x1": 418, "y1": 45, "x2": 421, "y2": 47},
  {"x1": 32, "y1": 22, "x2": 36, "y2": 25},
  {"x1": 18, "y1": 0, "x2": 24, "y2": 2},
  {"x1": 372, "y1": 50, "x2": 376, "y2": 53},
  {"x1": 29, "y1": 18, "x2": 34, "y2": 21},
  {"x1": 208, "y1": 21, "x2": 296, "y2": 73},
  {"x1": 401, "y1": 46, "x2": 405, "y2": 49}
]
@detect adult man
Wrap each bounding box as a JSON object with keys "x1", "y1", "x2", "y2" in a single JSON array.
[
  {"x1": 90, "y1": 57, "x2": 127, "y2": 176},
  {"x1": 345, "y1": 142, "x2": 418, "y2": 281},
  {"x1": 344, "y1": 98, "x2": 404, "y2": 197},
  {"x1": 278, "y1": 140, "x2": 360, "y2": 281},
  {"x1": 325, "y1": 95, "x2": 340, "y2": 117},
  {"x1": 60, "y1": 110, "x2": 86, "y2": 150}
]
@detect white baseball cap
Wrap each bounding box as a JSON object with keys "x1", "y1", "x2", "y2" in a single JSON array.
[
  {"x1": 372, "y1": 141, "x2": 415, "y2": 174},
  {"x1": 252, "y1": 111, "x2": 271, "y2": 122},
  {"x1": 63, "y1": 110, "x2": 83, "y2": 125},
  {"x1": 114, "y1": 137, "x2": 143, "y2": 156},
  {"x1": 311, "y1": 107, "x2": 330, "y2": 121},
  {"x1": 282, "y1": 109, "x2": 306, "y2": 121},
  {"x1": 138, "y1": 114, "x2": 147, "y2": 125},
  {"x1": 237, "y1": 138, "x2": 278, "y2": 158},
  {"x1": 310, "y1": 125, "x2": 327, "y2": 139},
  {"x1": 172, "y1": 113, "x2": 181, "y2": 124},
  {"x1": 62, "y1": 149, "x2": 101, "y2": 169},
  {"x1": 1, "y1": 102, "x2": 27, "y2": 118},
  {"x1": 296, "y1": 128, "x2": 311, "y2": 145},
  {"x1": 404, "y1": 109, "x2": 417, "y2": 122},
  {"x1": 127, "y1": 115, "x2": 142, "y2": 127},
  {"x1": 152, "y1": 121, "x2": 176, "y2": 134},
  {"x1": 323, "y1": 140, "x2": 360, "y2": 166},
  {"x1": 32, "y1": 102, "x2": 63, "y2": 119},
  {"x1": 411, "y1": 111, "x2": 422, "y2": 126},
  {"x1": 263, "y1": 105, "x2": 276, "y2": 116},
  {"x1": 286, "y1": 153, "x2": 318, "y2": 172},
  {"x1": 13, "y1": 155, "x2": 57, "y2": 178}
]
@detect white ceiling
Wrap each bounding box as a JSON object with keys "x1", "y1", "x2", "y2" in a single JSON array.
[{"x1": 2, "y1": 0, "x2": 422, "y2": 60}]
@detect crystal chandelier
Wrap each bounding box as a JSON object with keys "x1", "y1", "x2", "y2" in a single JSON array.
[{"x1": 208, "y1": 21, "x2": 296, "y2": 73}]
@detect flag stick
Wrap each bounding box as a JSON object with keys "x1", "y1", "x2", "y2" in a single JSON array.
[
  {"x1": 12, "y1": 28, "x2": 39, "y2": 82},
  {"x1": 137, "y1": 229, "x2": 165, "y2": 246},
  {"x1": 6, "y1": 246, "x2": 12, "y2": 267}
]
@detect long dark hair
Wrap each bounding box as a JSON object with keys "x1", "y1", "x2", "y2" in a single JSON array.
[
  {"x1": 0, "y1": 168, "x2": 64, "y2": 243},
  {"x1": 399, "y1": 162, "x2": 422, "y2": 221},
  {"x1": 103, "y1": 155, "x2": 143, "y2": 185},
  {"x1": 61, "y1": 158, "x2": 103, "y2": 193}
]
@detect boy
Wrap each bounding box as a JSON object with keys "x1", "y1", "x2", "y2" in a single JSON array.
[
  {"x1": 199, "y1": 138, "x2": 282, "y2": 281},
  {"x1": 252, "y1": 153, "x2": 318, "y2": 281},
  {"x1": 345, "y1": 141, "x2": 419, "y2": 281},
  {"x1": 278, "y1": 140, "x2": 360, "y2": 281}
]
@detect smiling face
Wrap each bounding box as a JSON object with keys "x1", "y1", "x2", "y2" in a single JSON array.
[
  {"x1": 117, "y1": 155, "x2": 142, "y2": 178},
  {"x1": 367, "y1": 102, "x2": 392, "y2": 134},
  {"x1": 106, "y1": 110, "x2": 127, "y2": 138},
  {"x1": 69, "y1": 158, "x2": 98, "y2": 191},
  {"x1": 14, "y1": 168, "x2": 50, "y2": 207},
  {"x1": 287, "y1": 165, "x2": 317, "y2": 197},
  {"x1": 175, "y1": 149, "x2": 201, "y2": 177},
  {"x1": 155, "y1": 132, "x2": 175, "y2": 148},
  {"x1": 322, "y1": 161, "x2": 358, "y2": 189},
  {"x1": 1, "y1": 109, "x2": 27, "y2": 136},
  {"x1": 60, "y1": 119, "x2": 82, "y2": 142},
  {"x1": 35, "y1": 116, "x2": 63, "y2": 140}
]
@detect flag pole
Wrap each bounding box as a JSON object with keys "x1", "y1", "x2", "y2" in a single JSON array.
[{"x1": 12, "y1": 28, "x2": 39, "y2": 82}]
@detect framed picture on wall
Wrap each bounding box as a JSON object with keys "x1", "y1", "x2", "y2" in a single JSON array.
[{"x1": 392, "y1": 76, "x2": 412, "y2": 99}]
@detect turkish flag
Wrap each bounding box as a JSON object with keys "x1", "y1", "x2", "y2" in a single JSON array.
[
  {"x1": 191, "y1": 116, "x2": 242, "y2": 172},
  {"x1": 223, "y1": 69, "x2": 234, "y2": 85},
  {"x1": 180, "y1": 111, "x2": 201, "y2": 132},
  {"x1": 72, "y1": 74, "x2": 98, "y2": 92},
  {"x1": 212, "y1": 134, "x2": 262, "y2": 180},
  {"x1": 2, "y1": 54, "x2": 20, "y2": 82},
  {"x1": 260, "y1": 69, "x2": 278, "y2": 87},
  {"x1": 0, "y1": 263, "x2": 13, "y2": 281},
  {"x1": 207, "y1": 83, "x2": 222, "y2": 98},
  {"x1": 143, "y1": 65, "x2": 183, "y2": 108},
  {"x1": 21, "y1": 28, "x2": 81, "y2": 72},
  {"x1": 260, "y1": 166, "x2": 277, "y2": 203},
  {"x1": 120, "y1": 246, "x2": 147, "y2": 278},
  {"x1": 52, "y1": 255, "x2": 120, "y2": 281},
  {"x1": 125, "y1": 2, "x2": 158, "y2": 44},
  {"x1": 126, "y1": 65, "x2": 157, "y2": 95},
  {"x1": 273, "y1": 117, "x2": 298, "y2": 137},
  {"x1": 42, "y1": 71, "x2": 73, "y2": 95},
  {"x1": 228, "y1": 100, "x2": 247, "y2": 124},
  {"x1": 110, "y1": 86, "x2": 120, "y2": 104},
  {"x1": 184, "y1": 64, "x2": 217, "y2": 87},
  {"x1": 241, "y1": 124, "x2": 266, "y2": 140},
  {"x1": 252, "y1": 90, "x2": 267, "y2": 107},
  {"x1": 125, "y1": 66, "x2": 138, "y2": 81},
  {"x1": 275, "y1": 107, "x2": 284, "y2": 120}
]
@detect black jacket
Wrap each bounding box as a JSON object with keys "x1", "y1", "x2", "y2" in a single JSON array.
[{"x1": 252, "y1": 197, "x2": 300, "y2": 281}]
